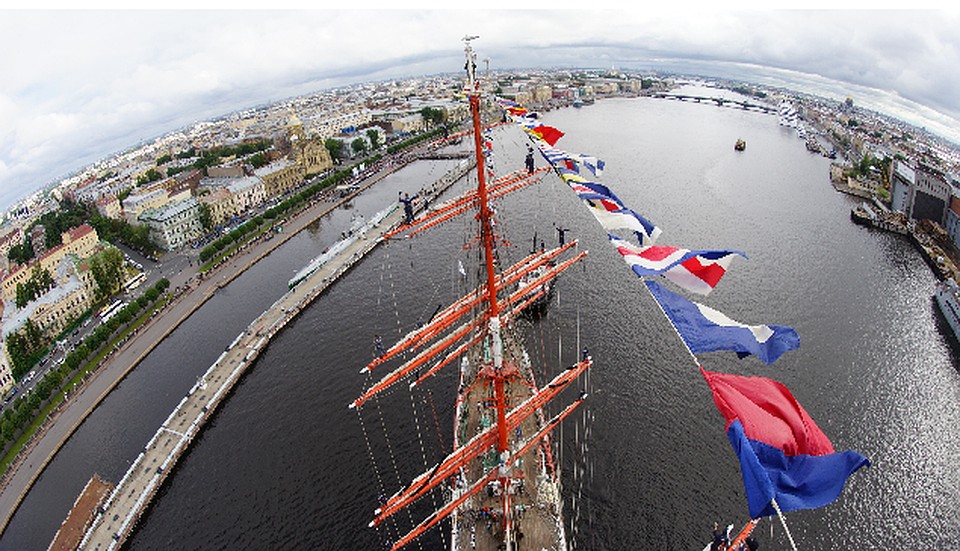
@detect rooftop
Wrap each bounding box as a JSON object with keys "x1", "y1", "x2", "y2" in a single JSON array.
[
  {"x1": 140, "y1": 197, "x2": 199, "y2": 223},
  {"x1": 253, "y1": 159, "x2": 295, "y2": 178}
]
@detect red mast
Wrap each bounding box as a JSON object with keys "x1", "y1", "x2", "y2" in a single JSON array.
[
  {"x1": 463, "y1": 36, "x2": 509, "y2": 456},
  {"x1": 464, "y1": 35, "x2": 514, "y2": 547},
  {"x1": 354, "y1": 37, "x2": 591, "y2": 550}
]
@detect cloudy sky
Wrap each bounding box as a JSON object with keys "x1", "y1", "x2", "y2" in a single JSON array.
[{"x1": 2, "y1": 7, "x2": 959, "y2": 213}]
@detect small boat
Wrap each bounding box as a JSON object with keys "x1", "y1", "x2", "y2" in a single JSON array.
[
  {"x1": 734, "y1": 139, "x2": 746, "y2": 151},
  {"x1": 573, "y1": 90, "x2": 584, "y2": 108},
  {"x1": 516, "y1": 238, "x2": 556, "y2": 316}
]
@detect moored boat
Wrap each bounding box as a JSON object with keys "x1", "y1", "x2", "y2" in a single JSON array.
[
  {"x1": 288, "y1": 205, "x2": 397, "y2": 288},
  {"x1": 935, "y1": 279, "x2": 960, "y2": 343}
]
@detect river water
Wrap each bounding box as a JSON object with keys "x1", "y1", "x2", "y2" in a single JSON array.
[{"x1": 3, "y1": 90, "x2": 959, "y2": 550}]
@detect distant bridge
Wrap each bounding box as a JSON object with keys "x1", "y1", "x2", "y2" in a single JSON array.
[{"x1": 654, "y1": 93, "x2": 777, "y2": 114}]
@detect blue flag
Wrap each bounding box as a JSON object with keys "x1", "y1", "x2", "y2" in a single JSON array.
[{"x1": 645, "y1": 280, "x2": 800, "y2": 364}]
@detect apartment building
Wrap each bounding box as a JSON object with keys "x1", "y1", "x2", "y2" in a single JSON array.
[
  {"x1": 1, "y1": 224, "x2": 99, "y2": 302},
  {"x1": 197, "y1": 188, "x2": 237, "y2": 228},
  {"x1": 255, "y1": 159, "x2": 301, "y2": 198},
  {"x1": 139, "y1": 198, "x2": 203, "y2": 251}
]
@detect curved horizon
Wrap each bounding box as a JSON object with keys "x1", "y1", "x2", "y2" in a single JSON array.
[{"x1": 2, "y1": 9, "x2": 959, "y2": 214}]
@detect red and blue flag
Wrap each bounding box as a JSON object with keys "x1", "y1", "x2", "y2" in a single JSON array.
[{"x1": 701, "y1": 368, "x2": 870, "y2": 519}]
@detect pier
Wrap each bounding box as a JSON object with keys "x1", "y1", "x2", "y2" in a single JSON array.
[{"x1": 74, "y1": 158, "x2": 474, "y2": 551}]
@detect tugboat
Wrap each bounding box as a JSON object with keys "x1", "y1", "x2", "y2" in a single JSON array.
[{"x1": 734, "y1": 139, "x2": 746, "y2": 151}]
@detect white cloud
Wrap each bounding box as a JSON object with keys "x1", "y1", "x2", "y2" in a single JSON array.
[{"x1": 2, "y1": 9, "x2": 959, "y2": 213}]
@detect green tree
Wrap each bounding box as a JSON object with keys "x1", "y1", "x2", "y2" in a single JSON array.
[
  {"x1": 351, "y1": 137, "x2": 367, "y2": 156},
  {"x1": 5, "y1": 333, "x2": 27, "y2": 373},
  {"x1": 136, "y1": 168, "x2": 163, "y2": 186},
  {"x1": 89, "y1": 255, "x2": 107, "y2": 298},
  {"x1": 1, "y1": 418, "x2": 15, "y2": 442},
  {"x1": 103, "y1": 247, "x2": 126, "y2": 291},
  {"x1": 115, "y1": 308, "x2": 133, "y2": 325},
  {"x1": 23, "y1": 319, "x2": 42, "y2": 349},
  {"x1": 198, "y1": 202, "x2": 213, "y2": 232},
  {"x1": 27, "y1": 392, "x2": 41, "y2": 413},
  {"x1": 419, "y1": 107, "x2": 445, "y2": 128},
  {"x1": 324, "y1": 138, "x2": 344, "y2": 163},
  {"x1": 75, "y1": 343, "x2": 90, "y2": 361},
  {"x1": 65, "y1": 351, "x2": 81, "y2": 371},
  {"x1": 249, "y1": 152, "x2": 268, "y2": 169},
  {"x1": 35, "y1": 378, "x2": 52, "y2": 401},
  {"x1": 856, "y1": 153, "x2": 875, "y2": 178},
  {"x1": 15, "y1": 283, "x2": 30, "y2": 309},
  {"x1": 6, "y1": 319, "x2": 45, "y2": 377},
  {"x1": 37, "y1": 268, "x2": 54, "y2": 292},
  {"x1": 7, "y1": 235, "x2": 34, "y2": 265},
  {"x1": 156, "y1": 153, "x2": 172, "y2": 166},
  {"x1": 366, "y1": 129, "x2": 381, "y2": 150},
  {"x1": 15, "y1": 265, "x2": 55, "y2": 307}
]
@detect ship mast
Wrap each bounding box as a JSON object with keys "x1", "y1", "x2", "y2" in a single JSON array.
[
  {"x1": 464, "y1": 35, "x2": 513, "y2": 547},
  {"x1": 464, "y1": 35, "x2": 508, "y2": 453},
  {"x1": 354, "y1": 38, "x2": 590, "y2": 549}
]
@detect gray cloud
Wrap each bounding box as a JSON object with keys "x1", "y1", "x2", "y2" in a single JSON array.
[{"x1": 2, "y1": 9, "x2": 958, "y2": 213}]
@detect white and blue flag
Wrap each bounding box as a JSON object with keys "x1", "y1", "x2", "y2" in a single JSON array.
[{"x1": 645, "y1": 279, "x2": 799, "y2": 364}]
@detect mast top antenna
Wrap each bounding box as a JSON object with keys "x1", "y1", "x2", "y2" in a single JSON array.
[{"x1": 463, "y1": 35, "x2": 480, "y2": 91}]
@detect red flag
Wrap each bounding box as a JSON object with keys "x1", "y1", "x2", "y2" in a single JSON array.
[
  {"x1": 531, "y1": 125, "x2": 564, "y2": 146},
  {"x1": 700, "y1": 367, "x2": 869, "y2": 519},
  {"x1": 700, "y1": 367, "x2": 833, "y2": 456}
]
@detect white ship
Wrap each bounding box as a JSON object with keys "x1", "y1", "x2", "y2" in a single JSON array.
[
  {"x1": 934, "y1": 279, "x2": 960, "y2": 343},
  {"x1": 288, "y1": 204, "x2": 397, "y2": 289}
]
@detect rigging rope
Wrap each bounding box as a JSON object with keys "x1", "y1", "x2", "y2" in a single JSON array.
[{"x1": 356, "y1": 388, "x2": 398, "y2": 544}]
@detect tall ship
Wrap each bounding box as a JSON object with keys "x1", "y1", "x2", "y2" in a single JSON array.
[
  {"x1": 351, "y1": 37, "x2": 589, "y2": 550},
  {"x1": 352, "y1": 40, "x2": 869, "y2": 551}
]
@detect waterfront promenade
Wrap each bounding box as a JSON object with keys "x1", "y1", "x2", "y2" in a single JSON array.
[
  {"x1": 0, "y1": 151, "x2": 468, "y2": 540},
  {"x1": 78, "y1": 200, "x2": 408, "y2": 550},
  {"x1": 67, "y1": 157, "x2": 471, "y2": 550}
]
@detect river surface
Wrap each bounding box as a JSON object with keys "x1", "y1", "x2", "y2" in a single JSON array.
[{"x1": 3, "y1": 89, "x2": 959, "y2": 550}]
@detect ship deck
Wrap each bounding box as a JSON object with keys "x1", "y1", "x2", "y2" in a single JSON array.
[{"x1": 452, "y1": 325, "x2": 563, "y2": 551}]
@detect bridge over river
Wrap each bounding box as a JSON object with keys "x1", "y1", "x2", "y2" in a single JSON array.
[{"x1": 653, "y1": 92, "x2": 777, "y2": 114}]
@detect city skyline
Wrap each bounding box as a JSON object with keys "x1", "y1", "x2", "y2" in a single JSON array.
[{"x1": 2, "y1": 8, "x2": 959, "y2": 213}]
